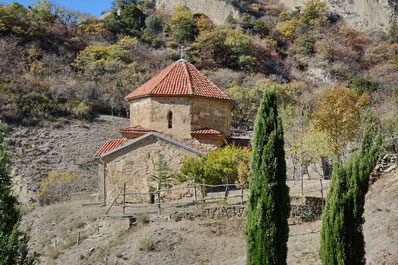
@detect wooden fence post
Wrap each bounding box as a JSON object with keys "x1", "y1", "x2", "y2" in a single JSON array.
[
  {"x1": 202, "y1": 183, "x2": 206, "y2": 204},
  {"x1": 76, "y1": 232, "x2": 80, "y2": 246},
  {"x1": 320, "y1": 178, "x2": 324, "y2": 200},
  {"x1": 123, "y1": 183, "x2": 126, "y2": 215},
  {"x1": 193, "y1": 178, "x2": 198, "y2": 209},
  {"x1": 301, "y1": 163, "x2": 304, "y2": 196}
]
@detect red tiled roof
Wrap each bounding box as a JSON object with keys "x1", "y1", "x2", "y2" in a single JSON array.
[
  {"x1": 226, "y1": 137, "x2": 251, "y2": 148},
  {"x1": 119, "y1": 125, "x2": 155, "y2": 132},
  {"x1": 125, "y1": 60, "x2": 232, "y2": 102},
  {"x1": 191, "y1": 128, "x2": 225, "y2": 136},
  {"x1": 95, "y1": 139, "x2": 127, "y2": 157}
]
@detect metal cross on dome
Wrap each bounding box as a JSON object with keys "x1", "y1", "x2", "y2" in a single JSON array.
[{"x1": 178, "y1": 45, "x2": 185, "y2": 59}]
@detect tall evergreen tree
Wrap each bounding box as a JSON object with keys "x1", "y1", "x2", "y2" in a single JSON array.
[
  {"x1": 0, "y1": 122, "x2": 35, "y2": 265},
  {"x1": 246, "y1": 89, "x2": 290, "y2": 265},
  {"x1": 320, "y1": 125, "x2": 381, "y2": 265}
]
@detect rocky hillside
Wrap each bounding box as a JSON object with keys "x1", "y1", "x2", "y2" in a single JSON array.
[
  {"x1": 156, "y1": 0, "x2": 395, "y2": 35},
  {"x1": 6, "y1": 115, "x2": 129, "y2": 204},
  {"x1": 279, "y1": 0, "x2": 394, "y2": 35},
  {"x1": 156, "y1": 0, "x2": 241, "y2": 25}
]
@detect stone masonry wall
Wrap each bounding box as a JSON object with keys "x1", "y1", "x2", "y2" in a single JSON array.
[
  {"x1": 129, "y1": 97, "x2": 152, "y2": 129},
  {"x1": 99, "y1": 135, "x2": 199, "y2": 204},
  {"x1": 129, "y1": 96, "x2": 233, "y2": 140},
  {"x1": 149, "y1": 97, "x2": 193, "y2": 139},
  {"x1": 168, "y1": 196, "x2": 325, "y2": 222},
  {"x1": 129, "y1": 97, "x2": 192, "y2": 139},
  {"x1": 191, "y1": 97, "x2": 233, "y2": 136},
  {"x1": 187, "y1": 137, "x2": 225, "y2": 151}
]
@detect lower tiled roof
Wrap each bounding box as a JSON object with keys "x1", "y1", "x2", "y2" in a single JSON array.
[
  {"x1": 119, "y1": 125, "x2": 155, "y2": 132},
  {"x1": 226, "y1": 137, "x2": 251, "y2": 148},
  {"x1": 95, "y1": 139, "x2": 127, "y2": 157},
  {"x1": 191, "y1": 128, "x2": 225, "y2": 136}
]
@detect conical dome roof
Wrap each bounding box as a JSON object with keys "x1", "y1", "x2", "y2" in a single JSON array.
[{"x1": 125, "y1": 59, "x2": 233, "y2": 103}]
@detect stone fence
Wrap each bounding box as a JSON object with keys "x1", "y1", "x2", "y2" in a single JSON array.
[{"x1": 168, "y1": 196, "x2": 325, "y2": 223}]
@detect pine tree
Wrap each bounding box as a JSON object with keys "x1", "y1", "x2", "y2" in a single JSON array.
[
  {"x1": 320, "y1": 125, "x2": 381, "y2": 265},
  {"x1": 0, "y1": 122, "x2": 35, "y2": 265},
  {"x1": 150, "y1": 153, "x2": 172, "y2": 190},
  {"x1": 246, "y1": 89, "x2": 290, "y2": 265}
]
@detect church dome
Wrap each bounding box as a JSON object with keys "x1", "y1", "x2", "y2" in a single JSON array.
[{"x1": 125, "y1": 59, "x2": 233, "y2": 104}]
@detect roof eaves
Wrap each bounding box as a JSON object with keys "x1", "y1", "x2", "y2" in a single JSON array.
[
  {"x1": 120, "y1": 130, "x2": 149, "y2": 134},
  {"x1": 191, "y1": 133, "x2": 225, "y2": 137},
  {"x1": 125, "y1": 94, "x2": 236, "y2": 107}
]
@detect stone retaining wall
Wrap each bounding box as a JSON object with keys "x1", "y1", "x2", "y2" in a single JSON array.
[{"x1": 168, "y1": 196, "x2": 325, "y2": 222}]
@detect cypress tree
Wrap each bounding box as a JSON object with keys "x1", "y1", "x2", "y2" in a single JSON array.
[
  {"x1": 320, "y1": 125, "x2": 381, "y2": 265},
  {"x1": 0, "y1": 122, "x2": 35, "y2": 265},
  {"x1": 246, "y1": 89, "x2": 290, "y2": 265}
]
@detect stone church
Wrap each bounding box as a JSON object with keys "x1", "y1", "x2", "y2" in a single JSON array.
[{"x1": 94, "y1": 59, "x2": 248, "y2": 203}]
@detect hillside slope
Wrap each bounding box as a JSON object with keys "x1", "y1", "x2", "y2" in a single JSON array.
[
  {"x1": 22, "y1": 169, "x2": 398, "y2": 264},
  {"x1": 6, "y1": 115, "x2": 129, "y2": 204},
  {"x1": 364, "y1": 170, "x2": 398, "y2": 265}
]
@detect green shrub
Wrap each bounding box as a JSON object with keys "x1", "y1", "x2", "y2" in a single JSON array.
[
  {"x1": 350, "y1": 75, "x2": 377, "y2": 94},
  {"x1": 136, "y1": 215, "x2": 150, "y2": 224},
  {"x1": 91, "y1": 101, "x2": 111, "y2": 115},
  {"x1": 151, "y1": 37, "x2": 164, "y2": 48},
  {"x1": 70, "y1": 101, "x2": 91, "y2": 120},
  {"x1": 18, "y1": 91, "x2": 66, "y2": 125},
  {"x1": 166, "y1": 41, "x2": 179, "y2": 48},
  {"x1": 295, "y1": 34, "x2": 317, "y2": 54},
  {"x1": 138, "y1": 237, "x2": 156, "y2": 251},
  {"x1": 295, "y1": 61, "x2": 309, "y2": 71},
  {"x1": 179, "y1": 145, "x2": 251, "y2": 186},
  {"x1": 287, "y1": 48, "x2": 299, "y2": 55}
]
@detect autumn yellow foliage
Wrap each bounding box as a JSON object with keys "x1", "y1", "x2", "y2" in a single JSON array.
[
  {"x1": 169, "y1": 6, "x2": 193, "y2": 29},
  {"x1": 312, "y1": 86, "x2": 370, "y2": 157},
  {"x1": 280, "y1": 17, "x2": 300, "y2": 40},
  {"x1": 37, "y1": 170, "x2": 81, "y2": 198}
]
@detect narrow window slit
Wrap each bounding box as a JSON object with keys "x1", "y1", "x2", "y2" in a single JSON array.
[{"x1": 168, "y1": 111, "x2": 173, "y2": 128}]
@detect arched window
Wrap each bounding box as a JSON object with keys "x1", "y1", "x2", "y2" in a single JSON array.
[{"x1": 167, "y1": 111, "x2": 173, "y2": 128}]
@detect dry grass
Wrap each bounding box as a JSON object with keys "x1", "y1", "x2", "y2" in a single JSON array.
[{"x1": 138, "y1": 237, "x2": 157, "y2": 251}]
